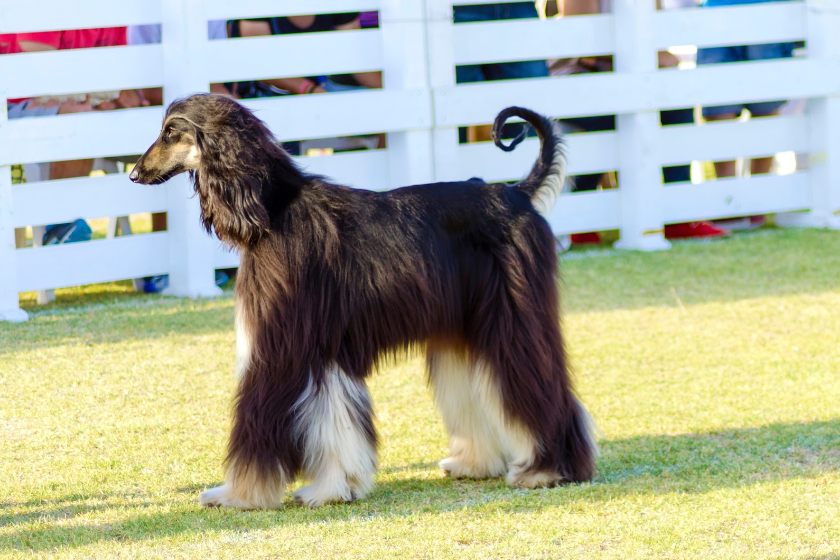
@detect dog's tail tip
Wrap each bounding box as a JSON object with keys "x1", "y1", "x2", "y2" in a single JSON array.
[
  {"x1": 492, "y1": 107, "x2": 565, "y2": 217},
  {"x1": 491, "y1": 107, "x2": 530, "y2": 152}
]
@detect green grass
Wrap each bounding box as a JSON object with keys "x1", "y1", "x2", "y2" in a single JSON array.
[{"x1": 1, "y1": 228, "x2": 839, "y2": 559}]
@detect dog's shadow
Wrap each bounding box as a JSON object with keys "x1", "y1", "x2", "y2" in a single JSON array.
[{"x1": 4, "y1": 418, "x2": 838, "y2": 553}]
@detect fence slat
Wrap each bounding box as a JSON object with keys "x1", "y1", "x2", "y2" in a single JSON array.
[
  {"x1": 0, "y1": 164, "x2": 27, "y2": 321},
  {"x1": 777, "y1": 0, "x2": 840, "y2": 229},
  {"x1": 663, "y1": 173, "x2": 810, "y2": 223},
  {"x1": 458, "y1": 132, "x2": 618, "y2": 182},
  {"x1": 0, "y1": 0, "x2": 160, "y2": 33},
  {"x1": 207, "y1": 30, "x2": 383, "y2": 83},
  {"x1": 11, "y1": 174, "x2": 167, "y2": 228},
  {"x1": 16, "y1": 232, "x2": 169, "y2": 293},
  {"x1": 612, "y1": 0, "x2": 670, "y2": 251},
  {"x1": 159, "y1": 0, "x2": 222, "y2": 299},
  {"x1": 381, "y1": 0, "x2": 434, "y2": 189},
  {"x1": 546, "y1": 190, "x2": 621, "y2": 235},
  {"x1": 242, "y1": 89, "x2": 432, "y2": 141},
  {"x1": 433, "y1": 58, "x2": 836, "y2": 126},
  {"x1": 453, "y1": 15, "x2": 614, "y2": 65},
  {"x1": 660, "y1": 115, "x2": 809, "y2": 165},
  {"x1": 296, "y1": 150, "x2": 390, "y2": 190},
  {"x1": 0, "y1": 107, "x2": 162, "y2": 166},
  {"x1": 654, "y1": 2, "x2": 805, "y2": 50},
  {"x1": 215, "y1": 244, "x2": 240, "y2": 269},
  {"x1": 655, "y1": 58, "x2": 837, "y2": 110},
  {"x1": 0, "y1": 45, "x2": 163, "y2": 99}
]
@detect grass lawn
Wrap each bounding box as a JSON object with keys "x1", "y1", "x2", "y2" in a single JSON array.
[{"x1": 1, "y1": 228, "x2": 839, "y2": 559}]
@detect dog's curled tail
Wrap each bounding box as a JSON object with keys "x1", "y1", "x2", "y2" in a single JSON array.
[{"x1": 492, "y1": 106, "x2": 565, "y2": 217}]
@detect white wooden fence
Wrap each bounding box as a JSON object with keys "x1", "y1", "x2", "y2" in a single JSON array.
[{"x1": 1, "y1": 0, "x2": 839, "y2": 322}]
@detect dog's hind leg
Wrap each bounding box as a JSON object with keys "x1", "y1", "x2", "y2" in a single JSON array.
[
  {"x1": 463, "y1": 244, "x2": 597, "y2": 488},
  {"x1": 428, "y1": 346, "x2": 509, "y2": 479},
  {"x1": 293, "y1": 365, "x2": 377, "y2": 508},
  {"x1": 483, "y1": 319, "x2": 598, "y2": 489}
]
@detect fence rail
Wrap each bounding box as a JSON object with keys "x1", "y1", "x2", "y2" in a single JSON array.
[{"x1": 1, "y1": 0, "x2": 839, "y2": 322}]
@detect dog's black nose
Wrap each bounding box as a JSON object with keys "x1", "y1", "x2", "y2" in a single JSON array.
[{"x1": 129, "y1": 169, "x2": 139, "y2": 183}]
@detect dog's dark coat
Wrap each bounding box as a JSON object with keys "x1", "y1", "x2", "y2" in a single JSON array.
[{"x1": 131, "y1": 95, "x2": 595, "y2": 506}]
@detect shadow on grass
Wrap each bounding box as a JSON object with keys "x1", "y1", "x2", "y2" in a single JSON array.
[{"x1": 3, "y1": 418, "x2": 838, "y2": 552}]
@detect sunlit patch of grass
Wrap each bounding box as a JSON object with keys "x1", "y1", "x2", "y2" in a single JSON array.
[{"x1": 1, "y1": 228, "x2": 839, "y2": 559}]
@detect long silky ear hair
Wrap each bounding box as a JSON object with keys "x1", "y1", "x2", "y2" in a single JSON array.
[{"x1": 189, "y1": 101, "x2": 274, "y2": 247}]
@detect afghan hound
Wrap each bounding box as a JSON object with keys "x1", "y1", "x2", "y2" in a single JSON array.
[{"x1": 129, "y1": 94, "x2": 597, "y2": 508}]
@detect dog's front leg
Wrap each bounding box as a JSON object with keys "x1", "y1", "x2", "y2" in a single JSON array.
[
  {"x1": 200, "y1": 360, "x2": 298, "y2": 509},
  {"x1": 293, "y1": 365, "x2": 377, "y2": 508}
]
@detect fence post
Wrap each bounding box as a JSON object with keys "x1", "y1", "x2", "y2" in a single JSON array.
[
  {"x1": 381, "y1": 0, "x2": 434, "y2": 188},
  {"x1": 777, "y1": 0, "x2": 840, "y2": 229},
  {"x1": 426, "y1": 0, "x2": 462, "y2": 183},
  {"x1": 612, "y1": 0, "x2": 671, "y2": 251},
  {"x1": 160, "y1": 0, "x2": 223, "y2": 298},
  {"x1": 0, "y1": 94, "x2": 28, "y2": 322}
]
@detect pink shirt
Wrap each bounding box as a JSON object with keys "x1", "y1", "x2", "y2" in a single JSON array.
[
  {"x1": 0, "y1": 34, "x2": 20, "y2": 54},
  {"x1": 15, "y1": 28, "x2": 126, "y2": 50}
]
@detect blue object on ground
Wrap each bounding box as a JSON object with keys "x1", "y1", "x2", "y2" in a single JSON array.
[
  {"x1": 143, "y1": 270, "x2": 229, "y2": 294},
  {"x1": 43, "y1": 219, "x2": 92, "y2": 245},
  {"x1": 143, "y1": 275, "x2": 169, "y2": 294}
]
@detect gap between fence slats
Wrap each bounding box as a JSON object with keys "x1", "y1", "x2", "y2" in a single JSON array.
[{"x1": 206, "y1": 0, "x2": 380, "y2": 22}]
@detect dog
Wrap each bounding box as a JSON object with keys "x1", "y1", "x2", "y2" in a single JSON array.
[{"x1": 130, "y1": 94, "x2": 597, "y2": 508}]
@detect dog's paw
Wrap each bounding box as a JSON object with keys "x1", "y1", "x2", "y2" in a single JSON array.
[
  {"x1": 293, "y1": 483, "x2": 355, "y2": 508},
  {"x1": 199, "y1": 485, "x2": 234, "y2": 508},
  {"x1": 506, "y1": 466, "x2": 564, "y2": 489},
  {"x1": 199, "y1": 484, "x2": 265, "y2": 509},
  {"x1": 439, "y1": 456, "x2": 502, "y2": 479}
]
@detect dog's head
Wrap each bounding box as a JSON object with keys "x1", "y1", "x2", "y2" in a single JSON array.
[
  {"x1": 129, "y1": 94, "x2": 297, "y2": 246},
  {"x1": 129, "y1": 94, "x2": 228, "y2": 184}
]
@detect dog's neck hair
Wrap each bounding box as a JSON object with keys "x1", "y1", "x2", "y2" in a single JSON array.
[{"x1": 191, "y1": 118, "x2": 308, "y2": 249}]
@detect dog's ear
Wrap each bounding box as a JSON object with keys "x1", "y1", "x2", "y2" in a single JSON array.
[
  {"x1": 187, "y1": 98, "x2": 303, "y2": 247},
  {"x1": 192, "y1": 125, "x2": 270, "y2": 246},
  {"x1": 194, "y1": 160, "x2": 271, "y2": 247}
]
